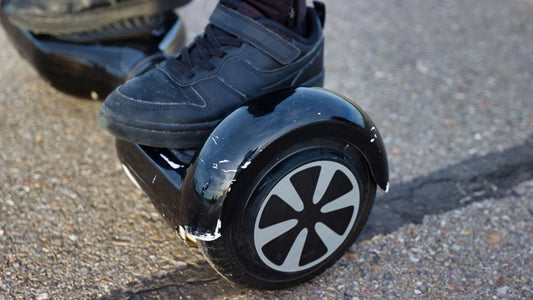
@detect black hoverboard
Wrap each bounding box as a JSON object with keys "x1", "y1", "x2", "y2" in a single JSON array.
[
  {"x1": 2, "y1": 6, "x2": 389, "y2": 289},
  {"x1": 117, "y1": 87, "x2": 389, "y2": 289}
]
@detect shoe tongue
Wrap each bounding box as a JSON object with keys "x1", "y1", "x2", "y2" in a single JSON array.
[
  {"x1": 181, "y1": 25, "x2": 230, "y2": 64},
  {"x1": 174, "y1": 16, "x2": 237, "y2": 70},
  {"x1": 223, "y1": 1, "x2": 306, "y2": 41},
  {"x1": 174, "y1": 2, "x2": 299, "y2": 69},
  {"x1": 221, "y1": 0, "x2": 265, "y2": 19},
  {"x1": 220, "y1": 2, "x2": 297, "y2": 42}
]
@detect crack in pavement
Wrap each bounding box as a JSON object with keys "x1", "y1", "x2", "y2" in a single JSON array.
[
  {"x1": 358, "y1": 135, "x2": 533, "y2": 241},
  {"x1": 124, "y1": 277, "x2": 220, "y2": 299},
  {"x1": 100, "y1": 262, "x2": 239, "y2": 299}
]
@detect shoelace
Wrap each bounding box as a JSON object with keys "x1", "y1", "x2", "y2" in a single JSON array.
[{"x1": 166, "y1": 24, "x2": 243, "y2": 78}]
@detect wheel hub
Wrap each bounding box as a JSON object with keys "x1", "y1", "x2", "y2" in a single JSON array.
[{"x1": 254, "y1": 160, "x2": 361, "y2": 272}]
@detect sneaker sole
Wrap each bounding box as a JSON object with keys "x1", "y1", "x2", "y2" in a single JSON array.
[
  {"x1": 99, "y1": 104, "x2": 221, "y2": 149},
  {"x1": 55, "y1": 12, "x2": 174, "y2": 43},
  {"x1": 99, "y1": 72, "x2": 325, "y2": 149},
  {"x1": 4, "y1": 0, "x2": 191, "y2": 34}
]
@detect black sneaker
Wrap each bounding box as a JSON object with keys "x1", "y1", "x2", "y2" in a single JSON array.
[
  {"x1": 99, "y1": 2, "x2": 325, "y2": 149},
  {"x1": 2, "y1": 0, "x2": 191, "y2": 35}
]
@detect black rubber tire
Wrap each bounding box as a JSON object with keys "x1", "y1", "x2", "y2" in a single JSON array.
[{"x1": 199, "y1": 139, "x2": 376, "y2": 289}]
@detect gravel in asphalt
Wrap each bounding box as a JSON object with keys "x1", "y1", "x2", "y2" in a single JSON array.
[{"x1": 1, "y1": 0, "x2": 532, "y2": 299}]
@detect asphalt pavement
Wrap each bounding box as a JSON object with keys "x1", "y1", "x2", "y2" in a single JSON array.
[{"x1": 1, "y1": 0, "x2": 532, "y2": 299}]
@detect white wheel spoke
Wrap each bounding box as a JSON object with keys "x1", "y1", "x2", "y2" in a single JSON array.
[
  {"x1": 312, "y1": 164, "x2": 337, "y2": 204},
  {"x1": 271, "y1": 177, "x2": 304, "y2": 211},
  {"x1": 255, "y1": 219, "x2": 298, "y2": 248},
  {"x1": 281, "y1": 228, "x2": 308, "y2": 269},
  {"x1": 320, "y1": 191, "x2": 358, "y2": 214},
  {"x1": 314, "y1": 222, "x2": 344, "y2": 252}
]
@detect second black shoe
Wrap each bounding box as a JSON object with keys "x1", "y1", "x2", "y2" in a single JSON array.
[
  {"x1": 99, "y1": 2, "x2": 325, "y2": 149},
  {"x1": 2, "y1": 0, "x2": 191, "y2": 35}
]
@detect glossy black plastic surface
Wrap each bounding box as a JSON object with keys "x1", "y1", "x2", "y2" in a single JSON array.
[
  {"x1": 184, "y1": 87, "x2": 388, "y2": 237},
  {"x1": 116, "y1": 88, "x2": 388, "y2": 240},
  {"x1": 0, "y1": 9, "x2": 185, "y2": 99},
  {"x1": 116, "y1": 140, "x2": 190, "y2": 234}
]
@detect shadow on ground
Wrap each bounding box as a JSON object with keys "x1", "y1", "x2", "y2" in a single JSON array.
[
  {"x1": 101, "y1": 135, "x2": 533, "y2": 299},
  {"x1": 359, "y1": 134, "x2": 533, "y2": 241}
]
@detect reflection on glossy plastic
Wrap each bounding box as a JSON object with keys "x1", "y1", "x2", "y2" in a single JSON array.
[{"x1": 115, "y1": 87, "x2": 389, "y2": 240}]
